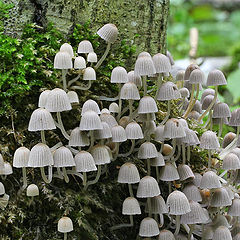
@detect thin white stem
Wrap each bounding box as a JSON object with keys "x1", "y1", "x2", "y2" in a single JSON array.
[
  {"x1": 95, "y1": 42, "x2": 111, "y2": 69},
  {"x1": 40, "y1": 166, "x2": 52, "y2": 184},
  {"x1": 182, "y1": 143, "x2": 186, "y2": 164},
  {"x1": 64, "y1": 232, "x2": 67, "y2": 240},
  {"x1": 174, "y1": 215, "x2": 181, "y2": 235},
  {"x1": 208, "y1": 149, "x2": 212, "y2": 169},
  {"x1": 154, "y1": 73, "x2": 163, "y2": 100},
  {"x1": 71, "y1": 80, "x2": 92, "y2": 90},
  {"x1": 119, "y1": 139, "x2": 135, "y2": 157},
  {"x1": 147, "y1": 197, "x2": 152, "y2": 217},
  {"x1": 68, "y1": 72, "x2": 81, "y2": 87},
  {"x1": 41, "y1": 130, "x2": 46, "y2": 144},
  {"x1": 128, "y1": 184, "x2": 134, "y2": 197},
  {"x1": 57, "y1": 112, "x2": 70, "y2": 140},
  {"x1": 147, "y1": 159, "x2": 151, "y2": 175},
  {"x1": 22, "y1": 167, "x2": 27, "y2": 189},
  {"x1": 62, "y1": 167, "x2": 69, "y2": 183},
  {"x1": 62, "y1": 69, "x2": 68, "y2": 92},
  {"x1": 218, "y1": 118, "x2": 223, "y2": 138},
  {"x1": 160, "y1": 100, "x2": 171, "y2": 125},
  {"x1": 85, "y1": 165, "x2": 102, "y2": 188}
]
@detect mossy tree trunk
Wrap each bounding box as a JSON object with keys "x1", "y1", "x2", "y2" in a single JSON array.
[{"x1": 4, "y1": 0, "x2": 169, "y2": 54}]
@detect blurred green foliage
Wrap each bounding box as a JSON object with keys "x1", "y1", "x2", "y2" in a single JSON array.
[{"x1": 168, "y1": 0, "x2": 240, "y2": 59}]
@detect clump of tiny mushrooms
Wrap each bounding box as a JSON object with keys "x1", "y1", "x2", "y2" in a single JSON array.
[{"x1": 1, "y1": 23, "x2": 240, "y2": 239}]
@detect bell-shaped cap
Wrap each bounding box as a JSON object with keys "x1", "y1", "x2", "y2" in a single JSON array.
[
  {"x1": 158, "y1": 229, "x2": 175, "y2": 240},
  {"x1": 91, "y1": 145, "x2": 111, "y2": 165},
  {"x1": 188, "y1": 69, "x2": 205, "y2": 84},
  {"x1": 101, "y1": 108, "x2": 110, "y2": 114},
  {"x1": 207, "y1": 69, "x2": 227, "y2": 86},
  {"x1": 212, "y1": 226, "x2": 232, "y2": 240},
  {"x1": 192, "y1": 172, "x2": 202, "y2": 187},
  {"x1": 74, "y1": 56, "x2": 86, "y2": 69},
  {"x1": 179, "y1": 87, "x2": 190, "y2": 98},
  {"x1": 111, "y1": 125, "x2": 127, "y2": 142},
  {"x1": 0, "y1": 162, "x2": 13, "y2": 175},
  {"x1": 67, "y1": 91, "x2": 79, "y2": 104},
  {"x1": 230, "y1": 148, "x2": 240, "y2": 159},
  {"x1": 0, "y1": 182, "x2": 5, "y2": 195},
  {"x1": 94, "y1": 122, "x2": 112, "y2": 139},
  {"x1": 163, "y1": 118, "x2": 186, "y2": 139},
  {"x1": 127, "y1": 71, "x2": 142, "y2": 87},
  {"x1": 201, "y1": 88, "x2": 215, "y2": 103},
  {"x1": 213, "y1": 102, "x2": 231, "y2": 118},
  {"x1": 151, "y1": 152, "x2": 165, "y2": 167},
  {"x1": 117, "y1": 162, "x2": 140, "y2": 184},
  {"x1": 154, "y1": 125, "x2": 165, "y2": 142},
  {"x1": 38, "y1": 90, "x2": 51, "y2": 108},
  {"x1": 181, "y1": 200, "x2": 209, "y2": 224},
  {"x1": 200, "y1": 171, "x2": 221, "y2": 189},
  {"x1": 145, "y1": 195, "x2": 168, "y2": 214},
  {"x1": 167, "y1": 190, "x2": 190, "y2": 215},
  {"x1": 234, "y1": 233, "x2": 240, "y2": 240},
  {"x1": 120, "y1": 82, "x2": 140, "y2": 100},
  {"x1": 28, "y1": 108, "x2": 56, "y2": 131},
  {"x1": 83, "y1": 67, "x2": 96, "y2": 81},
  {"x1": 28, "y1": 143, "x2": 53, "y2": 167},
  {"x1": 80, "y1": 110, "x2": 103, "y2": 131},
  {"x1": 139, "y1": 217, "x2": 159, "y2": 237},
  {"x1": 157, "y1": 81, "x2": 181, "y2": 101},
  {"x1": 54, "y1": 51, "x2": 72, "y2": 69},
  {"x1": 202, "y1": 94, "x2": 218, "y2": 110},
  {"x1": 202, "y1": 225, "x2": 214, "y2": 240},
  {"x1": 137, "y1": 176, "x2": 160, "y2": 198},
  {"x1": 210, "y1": 187, "x2": 232, "y2": 207},
  {"x1": 74, "y1": 151, "x2": 97, "y2": 172},
  {"x1": 200, "y1": 130, "x2": 220, "y2": 150},
  {"x1": 100, "y1": 113, "x2": 118, "y2": 128},
  {"x1": 26, "y1": 184, "x2": 39, "y2": 197},
  {"x1": 69, "y1": 127, "x2": 89, "y2": 147},
  {"x1": 229, "y1": 108, "x2": 240, "y2": 127},
  {"x1": 177, "y1": 164, "x2": 195, "y2": 181},
  {"x1": 152, "y1": 53, "x2": 171, "y2": 73},
  {"x1": 81, "y1": 99, "x2": 100, "y2": 115},
  {"x1": 111, "y1": 66, "x2": 128, "y2": 83},
  {"x1": 87, "y1": 52, "x2": 97, "y2": 62},
  {"x1": 138, "y1": 96, "x2": 158, "y2": 114},
  {"x1": 134, "y1": 55, "x2": 156, "y2": 76},
  {"x1": 222, "y1": 153, "x2": 240, "y2": 170},
  {"x1": 181, "y1": 129, "x2": 200, "y2": 146},
  {"x1": 109, "y1": 102, "x2": 119, "y2": 113},
  {"x1": 184, "y1": 64, "x2": 200, "y2": 80},
  {"x1": 176, "y1": 70, "x2": 185, "y2": 81},
  {"x1": 58, "y1": 216, "x2": 73, "y2": 233},
  {"x1": 45, "y1": 88, "x2": 72, "y2": 112},
  {"x1": 13, "y1": 146, "x2": 30, "y2": 168},
  {"x1": 228, "y1": 198, "x2": 240, "y2": 216},
  {"x1": 97, "y1": 23, "x2": 118, "y2": 43},
  {"x1": 77, "y1": 40, "x2": 93, "y2": 53},
  {"x1": 183, "y1": 183, "x2": 202, "y2": 202},
  {"x1": 223, "y1": 133, "x2": 236, "y2": 149},
  {"x1": 53, "y1": 146, "x2": 75, "y2": 167},
  {"x1": 138, "y1": 142, "x2": 158, "y2": 159},
  {"x1": 122, "y1": 197, "x2": 141, "y2": 215},
  {"x1": 125, "y1": 122, "x2": 143, "y2": 139},
  {"x1": 159, "y1": 162, "x2": 180, "y2": 181},
  {"x1": 192, "y1": 100, "x2": 202, "y2": 113},
  {"x1": 60, "y1": 43, "x2": 74, "y2": 58}
]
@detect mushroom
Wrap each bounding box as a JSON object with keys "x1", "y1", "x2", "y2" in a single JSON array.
[{"x1": 58, "y1": 216, "x2": 73, "y2": 240}]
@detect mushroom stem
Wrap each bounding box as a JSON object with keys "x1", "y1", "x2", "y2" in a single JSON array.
[
  {"x1": 218, "y1": 118, "x2": 223, "y2": 138},
  {"x1": 83, "y1": 172, "x2": 87, "y2": 187},
  {"x1": 40, "y1": 166, "x2": 52, "y2": 183},
  {"x1": 89, "y1": 130, "x2": 95, "y2": 149},
  {"x1": 41, "y1": 130, "x2": 46, "y2": 144},
  {"x1": 168, "y1": 181, "x2": 172, "y2": 194},
  {"x1": 112, "y1": 143, "x2": 119, "y2": 161},
  {"x1": 160, "y1": 141, "x2": 164, "y2": 153},
  {"x1": 95, "y1": 42, "x2": 111, "y2": 69},
  {"x1": 64, "y1": 232, "x2": 67, "y2": 240},
  {"x1": 71, "y1": 80, "x2": 92, "y2": 90},
  {"x1": 208, "y1": 149, "x2": 212, "y2": 169},
  {"x1": 110, "y1": 215, "x2": 134, "y2": 231},
  {"x1": 183, "y1": 83, "x2": 199, "y2": 119},
  {"x1": 62, "y1": 167, "x2": 69, "y2": 183},
  {"x1": 143, "y1": 75, "x2": 147, "y2": 96},
  {"x1": 156, "y1": 166, "x2": 160, "y2": 182},
  {"x1": 187, "y1": 145, "x2": 191, "y2": 162},
  {"x1": 57, "y1": 112, "x2": 70, "y2": 140},
  {"x1": 159, "y1": 214, "x2": 164, "y2": 227},
  {"x1": 182, "y1": 143, "x2": 186, "y2": 164},
  {"x1": 129, "y1": 100, "x2": 133, "y2": 121},
  {"x1": 147, "y1": 197, "x2": 152, "y2": 217},
  {"x1": 198, "y1": 86, "x2": 218, "y2": 122},
  {"x1": 117, "y1": 83, "x2": 122, "y2": 121},
  {"x1": 22, "y1": 167, "x2": 27, "y2": 189},
  {"x1": 68, "y1": 72, "x2": 81, "y2": 87},
  {"x1": 172, "y1": 144, "x2": 181, "y2": 162},
  {"x1": 160, "y1": 100, "x2": 171, "y2": 125},
  {"x1": 62, "y1": 69, "x2": 68, "y2": 92},
  {"x1": 154, "y1": 73, "x2": 163, "y2": 100},
  {"x1": 98, "y1": 95, "x2": 119, "y2": 102},
  {"x1": 174, "y1": 215, "x2": 181, "y2": 235},
  {"x1": 119, "y1": 139, "x2": 135, "y2": 157},
  {"x1": 188, "y1": 224, "x2": 194, "y2": 240},
  {"x1": 50, "y1": 142, "x2": 63, "y2": 152},
  {"x1": 128, "y1": 184, "x2": 134, "y2": 197},
  {"x1": 147, "y1": 159, "x2": 151, "y2": 175},
  {"x1": 85, "y1": 165, "x2": 102, "y2": 188}
]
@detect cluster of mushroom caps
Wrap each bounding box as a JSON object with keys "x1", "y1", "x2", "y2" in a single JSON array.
[{"x1": 1, "y1": 22, "x2": 240, "y2": 239}]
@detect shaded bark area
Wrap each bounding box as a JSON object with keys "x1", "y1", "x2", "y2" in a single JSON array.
[{"x1": 4, "y1": 0, "x2": 169, "y2": 54}]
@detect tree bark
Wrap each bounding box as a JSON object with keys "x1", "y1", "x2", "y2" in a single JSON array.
[{"x1": 3, "y1": 0, "x2": 169, "y2": 54}]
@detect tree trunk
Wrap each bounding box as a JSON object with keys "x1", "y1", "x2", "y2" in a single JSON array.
[{"x1": 3, "y1": 0, "x2": 169, "y2": 54}]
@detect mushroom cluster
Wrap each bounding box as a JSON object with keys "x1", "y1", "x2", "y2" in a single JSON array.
[{"x1": 1, "y1": 23, "x2": 240, "y2": 239}]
